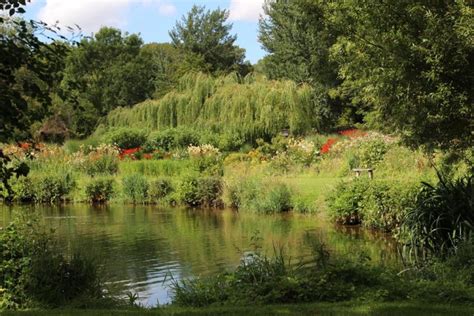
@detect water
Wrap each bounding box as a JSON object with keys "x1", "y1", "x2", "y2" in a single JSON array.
[{"x1": 0, "y1": 205, "x2": 399, "y2": 306}]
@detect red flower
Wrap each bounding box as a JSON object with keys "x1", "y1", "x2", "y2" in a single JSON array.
[
  {"x1": 119, "y1": 147, "x2": 141, "y2": 160},
  {"x1": 19, "y1": 142, "x2": 30, "y2": 149},
  {"x1": 143, "y1": 153, "x2": 152, "y2": 160},
  {"x1": 321, "y1": 138, "x2": 337, "y2": 154},
  {"x1": 338, "y1": 129, "x2": 366, "y2": 138}
]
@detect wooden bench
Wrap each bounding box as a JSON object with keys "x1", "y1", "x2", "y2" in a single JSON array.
[{"x1": 352, "y1": 168, "x2": 373, "y2": 179}]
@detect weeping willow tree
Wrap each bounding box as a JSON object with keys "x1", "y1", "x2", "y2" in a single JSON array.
[{"x1": 105, "y1": 72, "x2": 323, "y2": 141}]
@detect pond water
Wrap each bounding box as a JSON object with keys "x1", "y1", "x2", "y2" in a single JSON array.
[{"x1": 0, "y1": 205, "x2": 399, "y2": 306}]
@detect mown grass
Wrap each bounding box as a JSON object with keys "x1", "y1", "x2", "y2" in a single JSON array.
[{"x1": 4, "y1": 302, "x2": 474, "y2": 316}]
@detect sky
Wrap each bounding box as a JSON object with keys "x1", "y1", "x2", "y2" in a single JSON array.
[{"x1": 22, "y1": 0, "x2": 267, "y2": 63}]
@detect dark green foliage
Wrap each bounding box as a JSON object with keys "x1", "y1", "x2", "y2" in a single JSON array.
[
  {"x1": 60, "y1": 27, "x2": 155, "y2": 136},
  {"x1": 102, "y1": 128, "x2": 147, "y2": 149},
  {"x1": 178, "y1": 176, "x2": 223, "y2": 207},
  {"x1": 31, "y1": 173, "x2": 75, "y2": 203},
  {"x1": 85, "y1": 178, "x2": 114, "y2": 203},
  {"x1": 330, "y1": 0, "x2": 473, "y2": 151},
  {"x1": 0, "y1": 10, "x2": 69, "y2": 142},
  {"x1": 170, "y1": 5, "x2": 247, "y2": 75},
  {"x1": 122, "y1": 173, "x2": 149, "y2": 204},
  {"x1": 402, "y1": 172, "x2": 473, "y2": 255},
  {"x1": 0, "y1": 214, "x2": 103, "y2": 309},
  {"x1": 258, "y1": 0, "x2": 346, "y2": 128},
  {"x1": 10, "y1": 176, "x2": 34, "y2": 203},
  {"x1": 0, "y1": 149, "x2": 29, "y2": 202}
]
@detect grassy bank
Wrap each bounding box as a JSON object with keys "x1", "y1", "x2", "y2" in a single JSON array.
[{"x1": 4, "y1": 302, "x2": 474, "y2": 316}]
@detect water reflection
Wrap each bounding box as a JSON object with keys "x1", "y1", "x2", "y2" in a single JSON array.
[{"x1": 0, "y1": 205, "x2": 399, "y2": 306}]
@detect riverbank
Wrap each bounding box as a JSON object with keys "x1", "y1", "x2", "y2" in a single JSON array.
[{"x1": 4, "y1": 302, "x2": 474, "y2": 316}]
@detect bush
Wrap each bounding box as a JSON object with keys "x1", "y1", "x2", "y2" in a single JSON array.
[
  {"x1": 122, "y1": 173, "x2": 149, "y2": 203},
  {"x1": 31, "y1": 173, "x2": 76, "y2": 203},
  {"x1": 81, "y1": 148, "x2": 119, "y2": 176},
  {"x1": 327, "y1": 178, "x2": 418, "y2": 231},
  {"x1": 0, "y1": 214, "x2": 103, "y2": 309},
  {"x1": 85, "y1": 178, "x2": 115, "y2": 203},
  {"x1": 103, "y1": 128, "x2": 147, "y2": 149},
  {"x1": 402, "y1": 172, "x2": 473, "y2": 255},
  {"x1": 188, "y1": 144, "x2": 223, "y2": 176},
  {"x1": 178, "y1": 176, "x2": 223, "y2": 207},
  {"x1": 227, "y1": 179, "x2": 293, "y2": 213},
  {"x1": 146, "y1": 127, "x2": 200, "y2": 152},
  {"x1": 149, "y1": 178, "x2": 173, "y2": 202},
  {"x1": 255, "y1": 183, "x2": 292, "y2": 214},
  {"x1": 10, "y1": 176, "x2": 35, "y2": 203}
]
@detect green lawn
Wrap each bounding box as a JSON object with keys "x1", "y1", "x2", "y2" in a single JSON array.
[{"x1": 4, "y1": 302, "x2": 474, "y2": 316}]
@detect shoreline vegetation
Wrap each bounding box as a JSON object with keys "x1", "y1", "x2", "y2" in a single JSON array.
[
  {"x1": 1, "y1": 127, "x2": 473, "y2": 312},
  {"x1": 1, "y1": 0, "x2": 473, "y2": 313}
]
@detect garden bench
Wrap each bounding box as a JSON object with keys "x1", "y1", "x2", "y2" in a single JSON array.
[{"x1": 352, "y1": 168, "x2": 373, "y2": 179}]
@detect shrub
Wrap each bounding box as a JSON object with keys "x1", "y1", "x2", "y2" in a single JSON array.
[
  {"x1": 188, "y1": 144, "x2": 223, "y2": 176},
  {"x1": 82, "y1": 151, "x2": 119, "y2": 176},
  {"x1": 149, "y1": 178, "x2": 173, "y2": 202},
  {"x1": 103, "y1": 128, "x2": 147, "y2": 149},
  {"x1": 31, "y1": 173, "x2": 76, "y2": 203},
  {"x1": 255, "y1": 183, "x2": 292, "y2": 214},
  {"x1": 178, "y1": 176, "x2": 223, "y2": 207},
  {"x1": 0, "y1": 214, "x2": 103, "y2": 309},
  {"x1": 146, "y1": 127, "x2": 200, "y2": 152},
  {"x1": 227, "y1": 179, "x2": 293, "y2": 213},
  {"x1": 122, "y1": 173, "x2": 149, "y2": 203},
  {"x1": 402, "y1": 172, "x2": 473, "y2": 255},
  {"x1": 327, "y1": 178, "x2": 417, "y2": 230},
  {"x1": 85, "y1": 178, "x2": 115, "y2": 203},
  {"x1": 10, "y1": 176, "x2": 35, "y2": 203},
  {"x1": 147, "y1": 129, "x2": 177, "y2": 151}
]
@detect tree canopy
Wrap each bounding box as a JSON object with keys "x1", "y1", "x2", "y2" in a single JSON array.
[{"x1": 169, "y1": 5, "x2": 249, "y2": 75}]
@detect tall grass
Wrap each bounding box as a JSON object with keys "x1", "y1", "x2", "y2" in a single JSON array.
[
  {"x1": 402, "y1": 172, "x2": 473, "y2": 257},
  {"x1": 118, "y1": 159, "x2": 192, "y2": 177}
]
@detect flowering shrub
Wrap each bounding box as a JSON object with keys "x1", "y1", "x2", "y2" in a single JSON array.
[
  {"x1": 338, "y1": 129, "x2": 367, "y2": 138},
  {"x1": 73, "y1": 144, "x2": 119, "y2": 176},
  {"x1": 329, "y1": 132, "x2": 397, "y2": 168},
  {"x1": 188, "y1": 144, "x2": 223, "y2": 175},
  {"x1": 119, "y1": 147, "x2": 141, "y2": 160},
  {"x1": 320, "y1": 138, "x2": 337, "y2": 154},
  {"x1": 85, "y1": 178, "x2": 115, "y2": 203},
  {"x1": 287, "y1": 138, "x2": 317, "y2": 166},
  {"x1": 187, "y1": 144, "x2": 220, "y2": 158}
]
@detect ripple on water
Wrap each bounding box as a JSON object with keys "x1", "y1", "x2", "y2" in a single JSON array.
[{"x1": 0, "y1": 205, "x2": 400, "y2": 307}]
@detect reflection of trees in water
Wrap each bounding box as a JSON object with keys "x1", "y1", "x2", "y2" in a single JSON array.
[{"x1": 0, "y1": 204, "x2": 401, "y2": 299}]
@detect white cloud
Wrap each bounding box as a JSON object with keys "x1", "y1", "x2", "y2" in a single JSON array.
[
  {"x1": 37, "y1": 0, "x2": 177, "y2": 34},
  {"x1": 229, "y1": 0, "x2": 265, "y2": 22},
  {"x1": 158, "y1": 3, "x2": 177, "y2": 16}
]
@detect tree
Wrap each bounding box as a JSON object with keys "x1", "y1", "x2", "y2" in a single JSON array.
[
  {"x1": 141, "y1": 43, "x2": 183, "y2": 98},
  {"x1": 60, "y1": 27, "x2": 156, "y2": 136},
  {"x1": 330, "y1": 0, "x2": 474, "y2": 151},
  {"x1": 169, "y1": 5, "x2": 247, "y2": 75},
  {"x1": 258, "y1": 0, "x2": 356, "y2": 129},
  {"x1": 0, "y1": 0, "x2": 70, "y2": 142}
]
